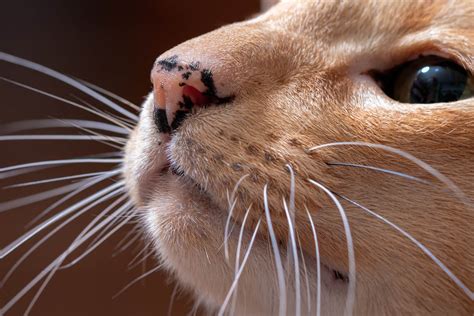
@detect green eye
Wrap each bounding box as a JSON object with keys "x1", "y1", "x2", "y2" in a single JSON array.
[{"x1": 378, "y1": 56, "x2": 473, "y2": 104}]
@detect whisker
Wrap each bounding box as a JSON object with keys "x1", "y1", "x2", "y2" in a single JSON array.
[
  {"x1": 223, "y1": 199, "x2": 237, "y2": 261},
  {"x1": 59, "y1": 194, "x2": 130, "y2": 269},
  {"x1": 0, "y1": 181, "x2": 124, "y2": 259},
  {"x1": 338, "y1": 194, "x2": 474, "y2": 301},
  {"x1": 23, "y1": 201, "x2": 134, "y2": 315},
  {"x1": 60, "y1": 206, "x2": 134, "y2": 269},
  {"x1": 1, "y1": 188, "x2": 125, "y2": 286},
  {"x1": 327, "y1": 162, "x2": 431, "y2": 185},
  {"x1": 284, "y1": 164, "x2": 301, "y2": 316},
  {"x1": 263, "y1": 184, "x2": 287, "y2": 316},
  {"x1": 224, "y1": 174, "x2": 249, "y2": 262},
  {"x1": 127, "y1": 242, "x2": 152, "y2": 270},
  {"x1": 309, "y1": 142, "x2": 472, "y2": 210},
  {"x1": 0, "y1": 181, "x2": 87, "y2": 213},
  {"x1": 296, "y1": 226, "x2": 312, "y2": 316},
  {"x1": 0, "y1": 77, "x2": 133, "y2": 131},
  {"x1": 229, "y1": 205, "x2": 253, "y2": 315},
  {"x1": 308, "y1": 179, "x2": 355, "y2": 316},
  {"x1": 71, "y1": 95, "x2": 136, "y2": 129},
  {"x1": 71, "y1": 125, "x2": 125, "y2": 151},
  {"x1": 305, "y1": 205, "x2": 321, "y2": 316},
  {"x1": 0, "y1": 134, "x2": 126, "y2": 144},
  {"x1": 0, "y1": 119, "x2": 128, "y2": 135},
  {"x1": 167, "y1": 284, "x2": 180, "y2": 316},
  {"x1": 114, "y1": 224, "x2": 142, "y2": 256},
  {"x1": 0, "y1": 165, "x2": 51, "y2": 180},
  {"x1": 112, "y1": 264, "x2": 162, "y2": 300},
  {"x1": 218, "y1": 218, "x2": 262, "y2": 316},
  {"x1": 0, "y1": 51, "x2": 139, "y2": 121},
  {"x1": 58, "y1": 117, "x2": 129, "y2": 149},
  {"x1": 0, "y1": 193, "x2": 131, "y2": 314},
  {"x1": 0, "y1": 158, "x2": 121, "y2": 174},
  {"x1": 78, "y1": 79, "x2": 140, "y2": 111},
  {"x1": 0, "y1": 151, "x2": 121, "y2": 181},
  {"x1": 283, "y1": 199, "x2": 301, "y2": 316},
  {"x1": 26, "y1": 170, "x2": 121, "y2": 227},
  {"x1": 6, "y1": 171, "x2": 107, "y2": 188},
  {"x1": 127, "y1": 243, "x2": 155, "y2": 271}
]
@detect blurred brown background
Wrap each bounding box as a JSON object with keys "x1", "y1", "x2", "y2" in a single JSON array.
[{"x1": 0, "y1": 1, "x2": 259, "y2": 315}]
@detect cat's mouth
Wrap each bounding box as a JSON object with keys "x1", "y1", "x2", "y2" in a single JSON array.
[{"x1": 165, "y1": 161, "x2": 214, "y2": 199}]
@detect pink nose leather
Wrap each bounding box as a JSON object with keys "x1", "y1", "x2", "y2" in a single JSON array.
[
  {"x1": 151, "y1": 55, "x2": 234, "y2": 133},
  {"x1": 152, "y1": 58, "x2": 206, "y2": 133}
]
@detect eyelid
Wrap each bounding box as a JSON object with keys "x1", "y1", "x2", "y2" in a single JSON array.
[{"x1": 379, "y1": 43, "x2": 471, "y2": 75}]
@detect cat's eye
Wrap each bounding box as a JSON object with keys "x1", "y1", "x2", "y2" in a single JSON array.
[{"x1": 376, "y1": 56, "x2": 473, "y2": 104}]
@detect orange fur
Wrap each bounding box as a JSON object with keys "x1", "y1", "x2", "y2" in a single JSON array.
[{"x1": 124, "y1": 0, "x2": 474, "y2": 314}]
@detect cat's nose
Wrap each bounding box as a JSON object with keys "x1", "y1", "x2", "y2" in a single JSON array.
[{"x1": 151, "y1": 55, "x2": 234, "y2": 133}]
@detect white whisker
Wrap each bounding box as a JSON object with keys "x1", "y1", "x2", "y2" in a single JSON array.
[
  {"x1": 78, "y1": 79, "x2": 140, "y2": 111},
  {"x1": 58, "y1": 117, "x2": 129, "y2": 149},
  {"x1": 283, "y1": 199, "x2": 301, "y2": 316},
  {"x1": 0, "y1": 181, "x2": 86, "y2": 213},
  {"x1": 6, "y1": 171, "x2": 107, "y2": 188},
  {"x1": 224, "y1": 174, "x2": 249, "y2": 262},
  {"x1": 229, "y1": 205, "x2": 253, "y2": 315},
  {"x1": 218, "y1": 218, "x2": 262, "y2": 316},
  {"x1": 296, "y1": 228, "x2": 312, "y2": 316},
  {"x1": 0, "y1": 134, "x2": 126, "y2": 144},
  {"x1": 338, "y1": 194, "x2": 474, "y2": 301},
  {"x1": 308, "y1": 179, "x2": 355, "y2": 316},
  {"x1": 114, "y1": 225, "x2": 141, "y2": 255},
  {"x1": 0, "y1": 166, "x2": 50, "y2": 180},
  {"x1": 167, "y1": 284, "x2": 180, "y2": 316},
  {"x1": 263, "y1": 184, "x2": 287, "y2": 316},
  {"x1": 1, "y1": 119, "x2": 128, "y2": 135},
  {"x1": 327, "y1": 162, "x2": 431, "y2": 184},
  {"x1": 284, "y1": 164, "x2": 301, "y2": 316},
  {"x1": 59, "y1": 195, "x2": 130, "y2": 269},
  {"x1": 23, "y1": 201, "x2": 134, "y2": 315},
  {"x1": 309, "y1": 142, "x2": 472, "y2": 210},
  {"x1": 1, "y1": 188, "x2": 125, "y2": 286},
  {"x1": 0, "y1": 52, "x2": 139, "y2": 121},
  {"x1": 61, "y1": 206, "x2": 134, "y2": 269},
  {"x1": 0, "y1": 158, "x2": 121, "y2": 174},
  {"x1": 127, "y1": 242, "x2": 152, "y2": 270},
  {"x1": 0, "y1": 181, "x2": 124, "y2": 259},
  {"x1": 112, "y1": 264, "x2": 162, "y2": 300},
  {"x1": 0, "y1": 195, "x2": 131, "y2": 314},
  {"x1": 128, "y1": 243, "x2": 154, "y2": 271},
  {"x1": 305, "y1": 205, "x2": 321, "y2": 316},
  {"x1": 26, "y1": 170, "x2": 120, "y2": 227},
  {"x1": 71, "y1": 95, "x2": 136, "y2": 129},
  {"x1": 224, "y1": 199, "x2": 237, "y2": 262},
  {"x1": 0, "y1": 77, "x2": 133, "y2": 131}
]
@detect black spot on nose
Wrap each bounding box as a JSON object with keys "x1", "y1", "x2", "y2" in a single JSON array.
[
  {"x1": 156, "y1": 55, "x2": 179, "y2": 72},
  {"x1": 154, "y1": 108, "x2": 171, "y2": 133},
  {"x1": 170, "y1": 110, "x2": 188, "y2": 130}
]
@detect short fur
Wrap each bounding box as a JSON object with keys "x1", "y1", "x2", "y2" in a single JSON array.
[{"x1": 124, "y1": 0, "x2": 473, "y2": 314}]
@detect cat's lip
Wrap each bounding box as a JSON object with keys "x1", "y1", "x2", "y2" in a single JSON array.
[{"x1": 167, "y1": 162, "x2": 210, "y2": 195}]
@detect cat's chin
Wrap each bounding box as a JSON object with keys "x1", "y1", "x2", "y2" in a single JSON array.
[{"x1": 140, "y1": 172, "x2": 349, "y2": 315}]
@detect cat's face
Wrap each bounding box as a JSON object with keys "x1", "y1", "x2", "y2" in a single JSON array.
[{"x1": 124, "y1": 0, "x2": 473, "y2": 314}]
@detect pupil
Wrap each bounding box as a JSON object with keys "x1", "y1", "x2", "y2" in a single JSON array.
[{"x1": 410, "y1": 64, "x2": 467, "y2": 103}]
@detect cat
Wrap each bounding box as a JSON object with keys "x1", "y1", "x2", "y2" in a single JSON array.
[
  {"x1": 124, "y1": 0, "x2": 474, "y2": 314},
  {"x1": 2, "y1": 0, "x2": 473, "y2": 315}
]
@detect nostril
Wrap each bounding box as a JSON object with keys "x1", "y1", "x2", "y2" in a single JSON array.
[{"x1": 182, "y1": 85, "x2": 210, "y2": 107}]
